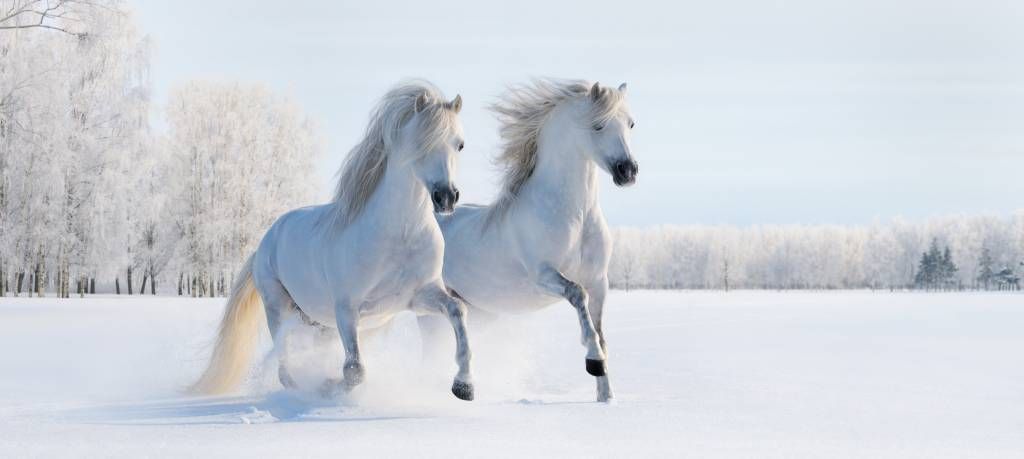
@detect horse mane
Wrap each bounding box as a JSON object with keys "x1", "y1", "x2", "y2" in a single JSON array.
[
  {"x1": 485, "y1": 78, "x2": 624, "y2": 226},
  {"x1": 323, "y1": 81, "x2": 458, "y2": 231}
]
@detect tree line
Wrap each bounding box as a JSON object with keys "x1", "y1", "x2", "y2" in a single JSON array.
[
  {"x1": 0, "y1": 1, "x2": 319, "y2": 297},
  {"x1": 608, "y1": 215, "x2": 1024, "y2": 291}
]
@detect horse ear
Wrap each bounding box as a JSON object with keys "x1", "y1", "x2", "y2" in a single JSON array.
[
  {"x1": 414, "y1": 92, "x2": 430, "y2": 113},
  {"x1": 450, "y1": 94, "x2": 462, "y2": 113},
  {"x1": 618, "y1": 82, "x2": 628, "y2": 93},
  {"x1": 590, "y1": 82, "x2": 601, "y2": 101}
]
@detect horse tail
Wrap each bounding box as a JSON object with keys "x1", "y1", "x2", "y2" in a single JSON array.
[{"x1": 189, "y1": 254, "x2": 265, "y2": 395}]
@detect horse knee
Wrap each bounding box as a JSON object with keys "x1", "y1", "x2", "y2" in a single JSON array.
[
  {"x1": 444, "y1": 298, "x2": 466, "y2": 321},
  {"x1": 564, "y1": 282, "x2": 588, "y2": 309}
]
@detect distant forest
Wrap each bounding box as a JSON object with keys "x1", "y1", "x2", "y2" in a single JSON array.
[{"x1": 609, "y1": 215, "x2": 1024, "y2": 291}]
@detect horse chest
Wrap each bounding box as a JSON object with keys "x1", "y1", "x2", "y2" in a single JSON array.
[
  {"x1": 554, "y1": 216, "x2": 610, "y2": 282},
  {"x1": 363, "y1": 229, "x2": 442, "y2": 309}
]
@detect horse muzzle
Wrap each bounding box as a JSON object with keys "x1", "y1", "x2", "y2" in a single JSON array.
[
  {"x1": 611, "y1": 159, "x2": 638, "y2": 187},
  {"x1": 431, "y1": 185, "x2": 459, "y2": 214}
]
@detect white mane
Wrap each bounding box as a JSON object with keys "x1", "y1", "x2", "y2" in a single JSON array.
[
  {"x1": 486, "y1": 79, "x2": 624, "y2": 225},
  {"x1": 324, "y1": 81, "x2": 459, "y2": 230}
]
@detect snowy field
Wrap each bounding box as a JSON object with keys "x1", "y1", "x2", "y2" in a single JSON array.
[{"x1": 0, "y1": 291, "x2": 1021, "y2": 458}]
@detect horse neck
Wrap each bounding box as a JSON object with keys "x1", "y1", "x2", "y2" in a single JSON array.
[
  {"x1": 367, "y1": 154, "x2": 432, "y2": 225},
  {"x1": 521, "y1": 118, "x2": 599, "y2": 215}
]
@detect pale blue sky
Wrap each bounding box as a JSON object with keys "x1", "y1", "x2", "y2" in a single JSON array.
[{"x1": 133, "y1": 0, "x2": 1024, "y2": 226}]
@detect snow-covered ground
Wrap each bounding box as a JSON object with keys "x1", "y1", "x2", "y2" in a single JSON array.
[{"x1": 0, "y1": 291, "x2": 1021, "y2": 458}]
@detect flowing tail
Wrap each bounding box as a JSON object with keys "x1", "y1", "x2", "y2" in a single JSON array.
[{"x1": 189, "y1": 255, "x2": 266, "y2": 394}]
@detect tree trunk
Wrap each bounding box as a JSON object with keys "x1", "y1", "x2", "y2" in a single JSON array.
[
  {"x1": 16, "y1": 271, "x2": 24, "y2": 296},
  {"x1": 61, "y1": 260, "x2": 69, "y2": 298},
  {"x1": 90, "y1": 278, "x2": 95, "y2": 294},
  {"x1": 150, "y1": 274, "x2": 156, "y2": 295},
  {"x1": 139, "y1": 273, "x2": 148, "y2": 296},
  {"x1": 178, "y1": 272, "x2": 183, "y2": 296},
  {"x1": 115, "y1": 277, "x2": 121, "y2": 295},
  {"x1": 127, "y1": 266, "x2": 133, "y2": 295},
  {"x1": 34, "y1": 262, "x2": 43, "y2": 297}
]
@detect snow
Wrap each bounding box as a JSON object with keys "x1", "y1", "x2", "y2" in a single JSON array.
[{"x1": 0, "y1": 291, "x2": 1021, "y2": 458}]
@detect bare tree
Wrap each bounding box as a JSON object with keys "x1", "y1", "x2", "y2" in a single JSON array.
[{"x1": 0, "y1": 1, "x2": 108, "y2": 36}]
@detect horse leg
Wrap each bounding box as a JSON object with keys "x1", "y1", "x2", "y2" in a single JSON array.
[
  {"x1": 536, "y1": 265, "x2": 606, "y2": 378},
  {"x1": 586, "y1": 277, "x2": 614, "y2": 402},
  {"x1": 413, "y1": 283, "x2": 474, "y2": 401},
  {"x1": 416, "y1": 314, "x2": 450, "y2": 367},
  {"x1": 322, "y1": 302, "x2": 363, "y2": 396},
  {"x1": 256, "y1": 277, "x2": 300, "y2": 390}
]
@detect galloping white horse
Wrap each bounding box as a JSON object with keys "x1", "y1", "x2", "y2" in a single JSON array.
[
  {"x1": 192, "y1": 82, "x2": 476, "y2": 401},
  {"x1": 426, "y1": 80, "x2": 637, "y2": 402}
]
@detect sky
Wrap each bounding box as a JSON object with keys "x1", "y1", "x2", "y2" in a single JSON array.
[{"x1": 132, "y1": 0, "x2": 1024, "y2": 227}]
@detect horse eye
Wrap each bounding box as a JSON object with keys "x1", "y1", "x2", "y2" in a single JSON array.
[
  {"x1": 629, "y1": 121, "x2": 635, "y2": 129},
  {"x1": 593, "y1": 124, "x2": 603, "y2": 131},
  {"x1": 458, "y1": 142, "x2": 465, "y2": 152}
]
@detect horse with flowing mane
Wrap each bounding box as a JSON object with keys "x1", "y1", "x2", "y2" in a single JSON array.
[
  {"x1": 191, "y1": 81, "x2": 476, "y2": 401},
  {"x1": 424, "y1": 79, "x2": 638, "y2": 402}
]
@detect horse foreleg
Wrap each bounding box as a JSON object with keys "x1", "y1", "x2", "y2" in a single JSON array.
[
  {"x1": 536, "y1": 265, "x2": 606, "y2": 378},
  {"x1": 586, "y1": 277, "x2": 614, "y2": 402},
  {"x1": 413, "y1": 284, "x2": 474, "y2": 401},
  {"x1": 323, "y1": 303, "x2": 363, "y2": 396}
]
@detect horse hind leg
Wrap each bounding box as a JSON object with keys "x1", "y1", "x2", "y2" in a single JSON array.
[{"x1": 256, "y1": 276, "x2": 301, "y2": 390}]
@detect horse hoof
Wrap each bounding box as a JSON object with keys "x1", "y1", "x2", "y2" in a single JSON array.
[
  {"x1": 596, "y1": 376, "x2": 614, "y2": 403},
  {"x1": 278, "y1": 367, "x2": 298, "y2": 389},
  {"x1": 451, "y1": 380, "x2": 474, "y2": 401},
  {"x1": 343, "y1": 362, "x2": 364, "y2": 386},
  {"x1": 586, "y1": 358, "x2": 606, "y2": 377}
]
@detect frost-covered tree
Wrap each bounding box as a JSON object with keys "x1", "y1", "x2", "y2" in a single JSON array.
[
  {"x1": 976, "y1": 248, "x2": 995, "y2": 289},
  {"x1": 0, "y1": 1, "x2": 105, "y2": 35},
  {"x1": 608, "y1": 215, "x2": 1023, "y2": 291},
  {"x1": 1, "y1": 2, "x2": 321, "y2": 297},
  {"x1": 0, "y1": 0, "x2": 149, "y2": 297},
  {"x1": 165, "y1": 81, "x2": 320, "y2": 297}
]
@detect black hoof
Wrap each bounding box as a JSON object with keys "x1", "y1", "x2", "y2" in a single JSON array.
[
  {"x1": 451, "y1": 380, "x2": 474, "y2": 401},
  {"x1": 586, "y1": 358, "x2": 606, "y2": 377}
]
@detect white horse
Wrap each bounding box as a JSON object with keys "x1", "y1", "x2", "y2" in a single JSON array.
[
  {"x1": 191, "y1": 82, "x2": 476, "y2": 401},
  {"x1": 424, "y1": 79, "x2": 637, "y2": 403}
]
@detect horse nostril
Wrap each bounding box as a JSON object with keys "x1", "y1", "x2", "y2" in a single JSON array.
[
  {"x1": 454, "y1": 189, "x2": 460, "y2": 203},
  {"x1": 432, "y1": 190, "x2": 443, "y2": 204},
  {"x1": 617, "y1": 162, "x2": 631, "y2": 176}
]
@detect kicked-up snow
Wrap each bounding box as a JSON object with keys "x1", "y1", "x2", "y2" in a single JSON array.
[{"x1": 0, "y1": 291, "x2": 1021, "y2": 458}]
